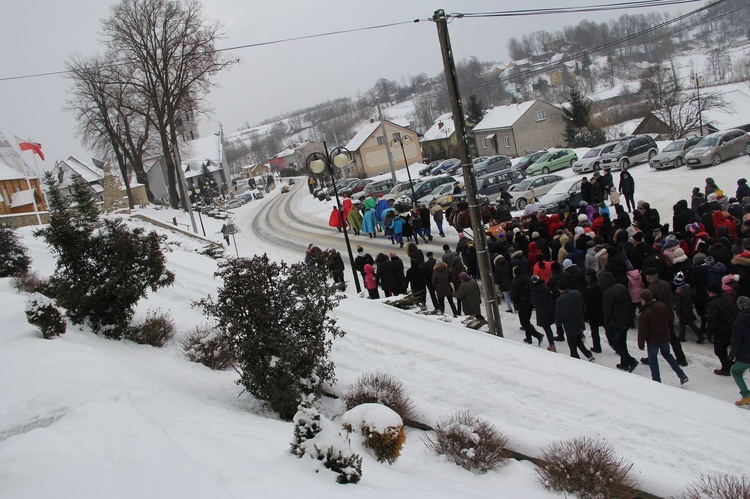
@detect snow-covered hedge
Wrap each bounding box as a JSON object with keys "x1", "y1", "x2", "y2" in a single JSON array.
[
  {"x1": 343, "y1": 371, "x2": 414, "y2": 421},
  {"x1": 25, "y1": 293, "x2": 66, "y2": 339},
  {"x1": 342, "y1": 403, "x2": 405, "y2": 465},
  {"x1": 180, "y1": 324, "x2": 235, "y2": 370}
]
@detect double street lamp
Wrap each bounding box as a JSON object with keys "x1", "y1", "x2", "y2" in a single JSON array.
[
  {"x1": 390, "y1": 134, "x2": 418, "y2": 209},
  {"x1": 306, "y1": 142, "x2": 362, "y2": 293},
  {"x1": 186, "y1": 187, "x2": 206, "y2": 237}
]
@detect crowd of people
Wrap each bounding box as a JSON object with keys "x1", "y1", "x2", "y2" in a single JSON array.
[{"x1": 310, "y1": 173, "x2": 750, "y2": 407}]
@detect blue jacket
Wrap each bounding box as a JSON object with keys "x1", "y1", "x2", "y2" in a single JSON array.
[
  {"x1": 390, "y1": 216, "x2": 406, "y2": 235},
  {"x1": 555, "y1": 289, "x2": 587, "y2": 335}
]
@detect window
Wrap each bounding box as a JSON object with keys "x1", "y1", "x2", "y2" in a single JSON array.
[
  {"x1": 377, "y1": 136, "x2": 386, "y2": 145},
  {"x1": 534, "y1": 110, "x2": 546, "y2": 121},
  {"x1": 392, "y1": 132, "x2": 401, "y2": 141},
  {"x1": 481, "y1": 138, "x2": 488, "y2": 149},
  {"x1": 503, "y1": 136, "x2": 510, "y2": 148}
]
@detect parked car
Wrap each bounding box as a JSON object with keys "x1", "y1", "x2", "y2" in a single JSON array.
[
  {"x1": 572, "y1": 142, "x2": 620, "y2": 173},
  {"x1": 352, "y1": 178, "x2": 395, "y2": 202},
  {"x1": 526, "y1": 149, "x2": 578, "y2": 176},
  {"x1": 443, "y1": 161, "x2": 466, "y2": 176},
  {"x1": 507, "y1": 174, "x2": 564, "y2": 210},
  {"x1": 538, "y1": 177, "x2": 583, "y2": 214},
  {"x1": 420, "y1": 160, "x2": 442, "y2": 176},
  {"x1": 325, "y1": 178, "x2": 359, "y2": 196},
  {"x1": 513, "y1": 151, "x2": 547, "y2": 172},
  {"x1": 339, "y1": 178, "x2": 373, "y2": 197},
  {"x1": 384, "y1": 176, "x2": 457, "y2": 205},
  {"x1": 685, "y1": 129, "x2": 750, "y2": 168},
  {"x1": 474, "y1": 155, "x2": 513, "y2": 176},
  {"x1": 472, "y1": 156, "x2": 489, "y2": 165},
  {"x1": 417, "y1": 182, "x2": 455, "y2": 207},
  {"x1": 288, "y1": 178, "x2": 296, "y2": 185},
  {"x1": 475, "y1": 168, "x2": 526, "y2": 201},
  {"x1": 649, "y1": 137, "x2": 702, "y2": 169},
  {"x1": 430, "y1": 158, "x2": 460, "y2": 175},
  {"x1": 599, "y1": 135, "x2": 658, "y2": 171}
]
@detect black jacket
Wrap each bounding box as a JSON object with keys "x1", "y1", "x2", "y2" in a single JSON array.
[
  {"x1": 600, "y1": 271, "x2": 635, "y2": 328},
  {"x1": 584, "y1": 281, "x2": 605, "y2": 327},
  {"x1": 706, "y1": 294, "x2": 737, "y2": 338},
  {"x1": 555, "y1": 290, "x2": 587, "y2": 335},
  {"x1": 510, "y1": 274, "x2": 534, "y2": 312},
  {"x1": 730, "y1": 309, "x2": 750, "y2": 363},
  {"x1": 530, "y1": 282, "x2": 555, "y2": 327}
]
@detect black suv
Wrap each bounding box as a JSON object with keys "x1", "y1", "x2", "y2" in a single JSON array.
[{"x1": 599, "y1": 135, "x2": 658, "y2": 171}]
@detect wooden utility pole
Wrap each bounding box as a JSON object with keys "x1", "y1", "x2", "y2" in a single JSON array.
[{"x1": 433, "y1": 9, "x2": 502, "y2": 336}]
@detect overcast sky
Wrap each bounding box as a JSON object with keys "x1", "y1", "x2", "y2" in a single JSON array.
[{"x1": 0, "y1": 0, "x2": 691, "y2": 169}]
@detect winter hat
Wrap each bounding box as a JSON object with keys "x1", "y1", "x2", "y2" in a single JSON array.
[
  {"x1": 707, "y1": 282, "x2": 722, "y2": 294},
  {"x1": 722, "y1": 274, "x2": 738, "y2": 285},
  {"x1": 557, "y1": 279, "x2": 570, "y2": 291},
  {"x1": 530, "y1": 275, "x2": 541, "y2": 284},
  {"x1": 633, "y1": 232, "x2": 644, "y2": 242},
  {"x1": 693, "y1": 253, "x2": 706, "y2": 265},
  {"x1": 511, "y1": 250, "x2": 523, "y2": 259},
  {"x1": 587, "y1": 240, "x2": 596, "y2": 248},
  {"x1": 389, "y1": 252, "x2": 398, "y2": 258},
  {"x1": 645, "y1": 267, "x2": 659, "y2": 278},
  {"x1": 673, "y1": 271, "x2": 686, "y2": 286},
  {"x1": 458, "y1": 232, "x2": 465, "y2": 238},
  {"x1": 739, "y1": 178, "x2": 748, "y2": 185},
  {"x1": 673, "y1": 248, "x2": 688, "y2": 263},
  {"x1": 652, "y1": 228, "x2": 662, "y2": 238},
  {"x1": 626, "y1": 226, "x2": 636, "y2": 237},
  {"x1": 737, "y1": 295, "x2": 750, "y2": 311},
  {"x1": 357, "y1": 245, "x2": 364, "y2": 253},
  {"x1": 562, "y1": 259, "x2": 574, "y2": 269},
  {"x1": 578, "y1": 214, "x2": 588, "y2": 223},
  {"x1": 707, "y1": 193, "x2": 717, "y2": 202},
  {"x1": 704, "y1": 256, "x2": 715, "y2": 266},
  {"x1": 575, "y1": 226, "x2": 584, "y2": 236},
  {"x1": 531, "y1": 231, "x2": 540, "y2": 239},
  {"x1": 692, "y1": 187, "x2": 700, "y2": 195},
  {"x1": 459, "y1": 272, "x2": 471, "y2": 282},
  {"x1": 513, "y1": 227, "x2": 521, "y2": 234}
]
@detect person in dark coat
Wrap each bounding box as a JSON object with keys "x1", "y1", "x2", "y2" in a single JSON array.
[
  {"x1": 449, "y1": 257, "x2": 466, "y2": 315},
  {"x1": 423, "y1": 252, "x2": 440, "y2": 310},
  {"x1": 455, "y1": 272, "x2": 483, "y2": 320},
  {"x1": 432, "y1": 261, "x2": 458, "y2": 316},
  {"x1": 354, "y1": 245, "x2": 375, "y2": 279},
  {"x1": 637, "y1": 289, "x2": 688, "y2": 384},
  {"x1": 618, "y1": 171, "x2": 636, "y2": 212},
  {"x1": 406, "y1": 242, "x2": 424, "y2": 266},
  {"x1": 673, "y1": 271, "x2": 704, "y2": 343},
  {"x1": 600, "y1": 271, "x2": 638, "y2": 371},
  {"x1": 555, "y1": 279, "x2": 595, "y2": 360},
  {"x1": 326, "y1": 249, "x2": 346, "y2": 285},
  {"x1": 729, "y1": 296, "x2": 750, "y2": 406},
  {"x1": 390, "y1": 252, "x2": 406, "y2": 295},
  {"x1": 600, "y1": 169, "x2": 614, "y2": 200},
  {"x1": 405, "y1": 258, "x2": 427, "y2": 304},
  {"x1": 645, "y1": 267, "x2": 687, "y2": 366},
  {"x1": 581, "y1": 177, "x2": 592, "y2": 204},
  {"x1": 529, "y1": 276, "x2": 557, "y2": 351},
  {"x1": 583, "y1": 269, "x2": 604, "y2": 353},
  {"x1": 494, "y1": 254, "x2": 514, "y2": 313},
  {"x1": 706, "y1": 282, "x2": 738, "y2": 375},
  {"x1": 562, "y1": 259, "x2": 587, "y2": 294},
  {"x1": 604, "y1": 247, "x2": 628, "y2": 286},
  {"x1": 590, "y1": 177, "x2": 604, "y2": 204},
  {"x1": 510, "y1": 268, "x2": 544, "y2": 345},
  {"x1": 375, "y1": 253, "x2": 397, "y2": 297}
]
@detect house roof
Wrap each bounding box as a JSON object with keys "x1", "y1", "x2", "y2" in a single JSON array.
[
  {"x1": 54, "y1": 157, "x2": 103, "y2": 188},
  {"x1": 702, "y1": 89, "x2": 750, "y2": 129},
  {"x1": 0, "y1": 132, "x2": 35, "y2": 179},
  {"x1": 182, "y1": 134, "x2": 222, "y2": 164},
  {"x1": 0, "y1": 161, "x2": 25, "y2": 181},
  {"x1": 344, "y1": 118, "x2": 411, "y2": 152},
  {"x1": 423, "y1": 112, "x2": 456, "y2": 142},
  {"x1": 473, "y1": 100, "x2": 538, "y2": 131}
]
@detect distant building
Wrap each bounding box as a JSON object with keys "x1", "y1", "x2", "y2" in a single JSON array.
[
  {"x1": 0, "y1": 133, "x2": 46, "y2": 226},
  {"x1": 51, "y1": 156, "x2": 105, "y2": 202},
  {"x1": 472, "y1": 100, "x2": 566, "y2": 158},
  {"x1": 269, "y1": 141, "x2": 324, "y2": 173},
  {"x1": 343, "y1": 119, "x2": 421, "y2": 178},
  {"x1": 422, "y1": 112, "x2": 458, "y2": 161}
]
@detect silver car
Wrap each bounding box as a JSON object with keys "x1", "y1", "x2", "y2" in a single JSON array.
[
  {"x1": 649, "y1": 137, "x2": 701, "y2": 169},
  {"x1": 507, "y1": 174, "x2": 564, "y2": 210},
  {"x1": 572, "y1": 142, "x2": 619, "y2": 173},
  {"x1": 685, "y1": 129, "x2": 750, "y2": 168}
]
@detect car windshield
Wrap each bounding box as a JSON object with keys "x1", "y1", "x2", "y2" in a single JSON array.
[
  {"x1": 546, "y1": 179, "x2": 577, "y2": 196},
  {"x1": 535, "y1": 153, "x2": 552, "y2": 163},
  {"x1": 663, "y1": 140, "x2": 686, "y2": 152},
  {"x1": 583, "y1": 149, "x2": 601, "y2": 158},
  {"x1": 696, "y1": 135, "x2": 719, "y2": 147},
  {"x1": 515, "y1": 179, "x2": 533, "y2": 190},
  {"x1": 612, "y1": 142, "x2": 628, "y2": 153}
]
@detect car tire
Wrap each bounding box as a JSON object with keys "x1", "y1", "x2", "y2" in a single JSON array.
[
  {"x1": 712, "y1": 153, "x2": 721, "y2": 166},
  {"x1": 542, "y1": 167, "x2": 550, "y2": 174},
  {"x1": 593, "y1": 162, "x2": 600, "y2": 171},
  {"x1": 481, "y1": 169, "x2": 487, "y2": 175},
  {"x1": 648, "y1": 149, "x2": 657, "y2": 160},
  {"x1": 387, "y1": 199, "x2": 394, "y2": 207},
  {"x1": 516, "y1": 198, "x2": 527, "y2": 210},
  {"x1": 620, "y1": 158, "x2": 630, "y2": 171},
  {"x1": 569, "y1": 159, "x2": 575, "y2": 167},
  {"x1": 744, "y1": 142, "x2": 750, "y2": 155},
  {"x1": 675, "y1": 157, "x2": 683, "y2": 168}
]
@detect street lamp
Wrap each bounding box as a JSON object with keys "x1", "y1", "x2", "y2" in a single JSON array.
[
  {"x1": 223, "y1": 219, "x2": 240, "y2": 258},
  {"x1": 391, "y1": 134, "x2": 418, "y2": 209},
  {"x1": 192, "y1": 187, "x2": 206, "y2": 237},
  {"x1": 306, "y1": 142, "x2": 362, "y2": 293},
  {"x1": 691, "y1": 73, "x2": 705, "y2": 134}
]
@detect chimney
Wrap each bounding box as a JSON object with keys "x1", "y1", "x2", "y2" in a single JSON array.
[{"x1": 370, "y1": 118, "x2": 375, "y2": 124}]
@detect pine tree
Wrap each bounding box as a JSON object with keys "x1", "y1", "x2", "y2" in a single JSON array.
[
  {"x1": 563, "y1": 85, "x2": 596, "y2": 147},
  {"x1": 70, "y1": 173, "x2": 101, "y2": 226},
  {"x1": 465, "y1": 94, "x2": 485, "y2": 127}
]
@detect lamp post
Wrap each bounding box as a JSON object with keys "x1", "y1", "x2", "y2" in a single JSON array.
[
  {"x1": 391, "y1": 134, "x2": 418, "y2": 209},
  {"x1": 187, "y1": 187, "x2": 207, "y2": 237},
  {"x1": 691, "y1": 73, "x2": 704, "y2": 134},
  {"x1": 306, "y1": 142, "x2": 362, "y2": 293},
  {"x1": 223, "y1": 219, "x2": 240, "y2": 258}
]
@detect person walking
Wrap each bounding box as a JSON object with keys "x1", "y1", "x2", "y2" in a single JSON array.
[
  {"x1": 455, "y1": 272, "x2": 484, "y2": 324},
  {"x1": 583, "y1": 269, "x2": 604, "y2": 353},
  {"x1": 555, "y1": 279, "x2": 595, "y2": 361},
  {"x1": 618, "y1": 171, "x2": 636, "y2": 213},
  {"x1": 432, "y1": 261, "x2": 458, "y2": 317},
  {"x1": 511, "y1": 268, "x2": 544, "y2": 345},
  {"x1": 600, "y1": 271, "x2": 638, "y2": 372},
  {"x1": 375, "y1": 253, "x2": 397, "y2": 298},
  {"x1": 729, "y1": 296, "x2": 750, "y2": 406},
  {"x1": 363, "y1": 264, "x2": 379, "y2": 299},
  {"x1": 637, "y1": 289, "x2": 689, "y2": 385},
  {"x1": 494, "y1": 254, "x2": 514, "y2": 313},
  {"x1": 423, "y1": 251, "x2": 440, "y2": 310},
  {"x1": 529, "y1": 275, "x2": 557, "y2": 352},
  {"x1": 673, "y1": 271, "x2": 705, "y2": 343},
  {"x1": 354, "y1": 245, "x2": 374, "y2": 280},
  {"x1": 645, "y1": 268, "x2": 688, "y2": 367},
  {"x1": 706, "y1": 281, "x2": 738, "y2": 376}
]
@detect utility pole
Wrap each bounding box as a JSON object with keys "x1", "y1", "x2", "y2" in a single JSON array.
[
  {"x1": 376, "y1": 101, "x2": 398, "y2": 185},
  {"x1": 433, "y1": 9, "x2": 502, "y2": 337},
  {"x1": 691, "y1": 72, "x2": 704, "y2": 134}
]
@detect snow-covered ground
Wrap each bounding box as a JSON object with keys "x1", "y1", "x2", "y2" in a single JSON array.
[{"x1": 2, "y1": 152, "x2": 750, "y2": 498}]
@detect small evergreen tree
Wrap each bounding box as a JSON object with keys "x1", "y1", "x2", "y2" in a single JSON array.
[
  {"x1": 465, "y1": 94, "x2": 485, "y2": 128},
  {"x1": 70, "y1": 173, "x2": 101, "y2": 225},
  {"x1": 0, "y1": 224, "x2": 31, "y2": 277},
  {"x1": 199, "y1": 254, "x2": 344, "y2": 420},
  {"x1": 196, "y1": 164, "x2": 219, "y2": 203},
  {"x1": 563, "y1": 85, "x2": 603, "y2": 147}
]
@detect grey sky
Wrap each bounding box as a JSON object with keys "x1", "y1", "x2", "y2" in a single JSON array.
[{"x1": 0, "y1": 0, "x2": 690, "y2": 169}]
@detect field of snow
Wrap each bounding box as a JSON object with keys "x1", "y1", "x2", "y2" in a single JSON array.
[{"x1": 2, "y1": 151, "x2": 750, "y2": 498}]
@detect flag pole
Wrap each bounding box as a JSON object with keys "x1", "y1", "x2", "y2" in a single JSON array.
[{"x1": 30, "y1": 153, "x2": 48, "y2": 217}]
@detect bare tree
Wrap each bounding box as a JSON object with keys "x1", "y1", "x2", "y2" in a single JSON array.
[
  {"x1": 101, "y1": 0, "x2": 236, "y2": 208},
  {"x1": 65, "y1": 53, "x2": 155, "y2": 206}
]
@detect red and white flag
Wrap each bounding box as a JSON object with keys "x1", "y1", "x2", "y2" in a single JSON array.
[{"x1": 14, "y1": 136, "x2": 45, "y2": 161}]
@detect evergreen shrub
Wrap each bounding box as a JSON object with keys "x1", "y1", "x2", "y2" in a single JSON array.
[
  {"x1": 25, "y1": 293, "x2": 66, "y2": 339},
  {"x1": 343, "y1": 372, "x2": 414, "y2": 421},
  {"x1": 342, "y1": 404, "x2": 405, "y2": 465},
  {"x1": 0, "y1": 223, "x2": 31, "y2": 277},
  {"x1": 536, "y1": 436, "x2": 635, "y2": 498},
  {"x1": 674, "y1": 474, "x2": 750, "y2": 499},
  {"x1": 423, "y1": 411, "x2": 509, "y2": 473},
  {"x1": 181, "y1": 324, "x2": 235, "y2": 370}
]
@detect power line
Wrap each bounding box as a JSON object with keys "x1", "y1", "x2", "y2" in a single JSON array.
[{"x1": 455, "y1": 0, "x2": 703, "y2": 18}]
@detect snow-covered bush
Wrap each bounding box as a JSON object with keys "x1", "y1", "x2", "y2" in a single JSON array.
[
  {"x1": 291, "y1": 399, "x2": 362, "y2": 484},
  {"x1": 25, "y1": 293, "x2": 66, "y2": 339},
  {"x1": 393, "y1": 195, "x2": 414, "y2": 214},
  {"x1": 11, "y1": 271, "x2": 47, "y2": 293},
  {"x1": 423, "y1": 411, "x2": 509, "y2": 474},
  {"x1": 343, "y1": 372, "x2": 414, "y2": 421},
  {"x1": 180, "y1": 324, "x2": 235, "y2": 370},
  {"x1": 198, "y1": 254, "x2": 344, "y2": 420},
  {"x1": 536, "y1": 436, "x2": 635, "y2": 499},
  {"x1": 127, "y1": 309, "x2": 175, "y2": 347},
  {"x1": 0, "y1": 223, "x2": 31, "y2": 277},
  {"x1": 342, "y1": 403, "x2": 405, "y2": 465},
  {"x1": 674, "y1": 474, "x2": 750, "y2": 499}
]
